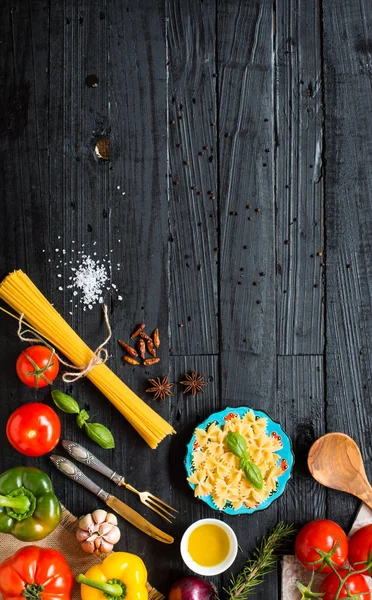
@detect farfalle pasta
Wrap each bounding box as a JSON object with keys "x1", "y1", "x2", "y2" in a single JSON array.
[{"x1": 187, "y1": 410, "x2": 285, "y2": 510}]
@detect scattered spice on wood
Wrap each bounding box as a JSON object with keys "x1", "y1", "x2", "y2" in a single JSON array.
[
  {"x1": 118, "y1": 340, "x2": 138, "y2": 358},
  {"x1": 210, "y1": 195, "x2": 215, "y2": 200},
  {"x1": 124, "y1": 356, "x2": 140, "y2": 366},
  {"x1": 191, "y1": 185, "x2": 196, "y2": 190},
  {"x1": 169, "y1": 119, "x2": 175, "y2": 125},
  {"x1": 246, "y1": 204, "x2": 252, "y2": 209},
  {"x1": 130, "y1": 323, "x2": 146, "y2": 339},
  {"x1": 198, "y1": 151, "x2": 204, "y2": 156},
  {"x1": 317, "y1": 251, "x2": 323, "y2": 257},
  {"x1": 259, "y1": 272, "x2": 266, "y2": 276},
  {"x1": 146, "y1": 375, "x2": 174, "y2": 401},
  {"x1": 255, "y1": 208, "x2": 261, "y2": 213},
  {"x1": 313, "y1": 284, "x2": 318, "y2": 288},
  {"x1": 230, "y1": 211, "x2": 238, "y2": 216},
  {"x1": 184, "y1": 160, "x2": 190, "y2": 165},
  {"x1": 144, "y1": 358, "x2": 160, "y2": 366},
  {"x1": 180, "y1": 371, "x2": 208, "y2": 397},
  {"x1": 153, "y1": 328, "x2": 160, "y2": 348},
  {"x1": 138, "y1": 339, "x2": 146, "y2": 360},
  {"x1": 256, "y1": 300, "x2": 262, "y2": 304},
  {"x1": 346, "y1": 263, "x2": 352, "y2": 269},
  {"x1": 248, "y1": 216, "x2": 253, "y2": 221}
]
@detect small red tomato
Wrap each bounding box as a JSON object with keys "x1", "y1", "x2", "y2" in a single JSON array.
[
  {"x1": 349, "y1": 524, "x2": 372, "y2": 576},
  {"x1": 319, "y1": 571, "x2": 371, "y2": 600},
  {"x1": 16, "y1": 345, "x2": 59, "y2": 389},
  {"x1": 6, "y1": 403, "x2": 61, "y2": 456},
  {"x1": 295, "y1": 520, "x2": 348, "y2": 573}
]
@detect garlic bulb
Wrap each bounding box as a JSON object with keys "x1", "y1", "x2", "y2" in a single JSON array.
[{"x1": 76, "y1": 509, "x2": 121, "y2": 555}]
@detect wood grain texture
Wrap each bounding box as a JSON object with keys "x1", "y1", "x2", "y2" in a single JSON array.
[
  {"x1": 167, "y1": 0, "x2": 218, "y2": 355},
  {"x1": 322, "y1": 0, "x2": 372, "y2": 529},
  {"x1": 168, "y1": 355, "x2": 219, "y2": 587},
  {"x1": 278, "y1": 356, "x2": 326, "y2": 524},
  {"x1": 275, "y1": 0, "x2": 324, "y2": 355},
  {"x1": 217, "y1": 1, "x2": 279, "y2": 596}
]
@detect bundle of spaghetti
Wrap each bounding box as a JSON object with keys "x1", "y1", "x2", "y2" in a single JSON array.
[{"x1": 0, "y1": 270, "x2": 175, "y2": 449}]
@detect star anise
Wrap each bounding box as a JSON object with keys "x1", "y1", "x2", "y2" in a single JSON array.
[
  {"x1": 180, "y1": 370, "x2": 208, "y2": 397},
  {"x1": 146, "y1": 375, "x2": 174, "y2": 401}
]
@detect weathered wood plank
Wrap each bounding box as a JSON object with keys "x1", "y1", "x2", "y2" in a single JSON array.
[
  {"x1": 167, "y1": 0, "x2": 218, "y2": 356},
  {"x1": 217, "y1": 1, "x2": 278, "y2": 596},
  {"x1": 277, "y1": 356, "x2": 326, "y2": 524},
  {"x1": 323, "y1": 0, "x2": 372, "y2": 529},
  {"x1": 168, "y1": 355, "x2": 219, "y2": 587},
  {"x1": 276, "y1": 0, "x2": 324, "y2": 355}
]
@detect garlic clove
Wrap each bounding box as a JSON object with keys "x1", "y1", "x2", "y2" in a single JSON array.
[
  {"x1": 99, "y1": 539, "x2": 114, "y2": 553},
  {"x1": 92, "y1": 509, "x2": 108, "y2": 524},
  {"x1": 105, "y1": 513, "x2": 118, "y2": 525},
  {"x1": 76, "y1": 529, "x2": 91, "y2": 542},
  {"x1": 78, "y1": 513, "x2": 95, "y2": 532},
  {"x1": 81, "y1": 539, "x2": 96, "y2": 554},
  {"x1": 103, "y1": 526, "x2": 121, "y2": 545}
]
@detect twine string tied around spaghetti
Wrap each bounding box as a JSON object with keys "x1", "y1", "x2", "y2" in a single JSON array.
[{"x1": 17, "y1": 304, "x2": 112, "y2": 383}]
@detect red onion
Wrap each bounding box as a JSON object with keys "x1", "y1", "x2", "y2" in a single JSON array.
[{"x1": 169, "y1": 577, "x2": 218, "y2": 600}]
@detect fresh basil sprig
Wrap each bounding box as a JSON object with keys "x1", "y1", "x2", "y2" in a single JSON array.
[
  {"x1": 51, "y1": 390, "x2": 115, "y2": 449},
  {"x1": 226, "y1": 431, "x2": 263, "y2": 490}
]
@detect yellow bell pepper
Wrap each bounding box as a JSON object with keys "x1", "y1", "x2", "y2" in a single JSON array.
[{"x1": 76, "y1": 552, "x2": 148, "y2": 600}]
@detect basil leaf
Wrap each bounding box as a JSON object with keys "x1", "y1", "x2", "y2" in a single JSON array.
[
  {"x1": 244, "y1": 461, "x2": 264, "y2": 491},
  {"x1": 76, "y1": 409, "x2": 90, "y2": 429},
  {"x1": 84, "y1": 422, "x2": 115, "y2": 449},
  {"x1": 51, "y1": 390, "x2": 80, "y2": 414},
  {"x1": 226, "y1": 432, "x2": 247, "y2": 459}
]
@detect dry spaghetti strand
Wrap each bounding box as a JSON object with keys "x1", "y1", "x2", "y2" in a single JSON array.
[{"x1": 0, "y1": 270, "x2": 175, "y2": 449}]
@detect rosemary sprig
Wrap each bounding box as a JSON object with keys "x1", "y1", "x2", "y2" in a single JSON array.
[{"x1": 225, "y1": 522, "x2": 297, "y2": 600}]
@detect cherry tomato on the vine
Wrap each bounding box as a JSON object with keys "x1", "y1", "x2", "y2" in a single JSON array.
[
  {"x1": 319, "y1": 571, "x2": 371, "y2": 600},
  {"x1": 6, "y1": 403, "x2": 61, "y2": 456},
  {"x1": 295, "y1": 520, "x2": 348, "y2": 573},
  {"x1": 349, "y1": 524, "x2": 372, "y2": 577},
  {"x1": 16, "y1": 345, "x2": 59, "y2": 389}
]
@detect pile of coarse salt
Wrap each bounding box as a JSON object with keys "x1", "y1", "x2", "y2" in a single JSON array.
[
  {"x1": 45, "y1": 240, "x2": 123, "y2": 312},
  {"x1": 67, "y1": 255, "x2": 110, "y2": 309}
]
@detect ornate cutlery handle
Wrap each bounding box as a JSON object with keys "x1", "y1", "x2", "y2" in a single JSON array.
[
  {"x1": 50, "y1": 455, "x2": 110, "y2": 502},
  {"x1": 62, "y1": 440, "x2": 125, "y2": 485}
]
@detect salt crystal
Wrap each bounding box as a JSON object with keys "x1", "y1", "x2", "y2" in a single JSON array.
[
  {"x1": 118, "y1": 295, "x2": 123, "y2": 300},
  {"x1": 58, "y1": 286, "x2": 63, "y2": 291},
  {"x1": 122, "y1": 192, "x2": 125, "y2": 195},
  {"x1": 117, "y1": 185, "x2": 120, "y2": 190},
  {"x1": 55, "y1": 248, "x2": 59, "y2": 252},
  {"x1": 42, "y1": 249, "x2": 45, "y2": 253},
  {"x1": 69, "y1": 311, "x2": 73, "y2": 315},
  {"x1": 57, "y1": 274, "x2": 62, "y2": 278},
  {"x1": 112, "y1": 283, "x2": 117, "y2": 289}
]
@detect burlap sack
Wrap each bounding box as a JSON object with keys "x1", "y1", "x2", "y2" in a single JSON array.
[{"x1": 0, "y1": 507, "x2": 164, "y2": 600}]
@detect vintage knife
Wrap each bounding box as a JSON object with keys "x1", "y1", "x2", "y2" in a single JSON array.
[{"x1": 50, "y1": 455, "x2": 174, "y2": 545}]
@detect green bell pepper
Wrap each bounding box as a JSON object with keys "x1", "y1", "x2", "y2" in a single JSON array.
[{"x1": 0, "y1": 466, "x2": 61, "y2": 541}]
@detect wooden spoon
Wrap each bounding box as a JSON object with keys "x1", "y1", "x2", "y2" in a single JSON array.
[{"x1": 308, "y1": 432, "x2": 372, "y2": 509}]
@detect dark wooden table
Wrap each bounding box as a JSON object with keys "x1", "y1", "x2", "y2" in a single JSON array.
[{"x1": 1, "y1": 0, "x2": 371, "y2": 597}]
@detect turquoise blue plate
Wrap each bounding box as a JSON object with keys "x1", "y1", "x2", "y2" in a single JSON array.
[{"x1": 185, "y1": 406, "x2": 294, "y2": 515}]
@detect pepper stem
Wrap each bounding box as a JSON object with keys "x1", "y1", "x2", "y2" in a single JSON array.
[
  {"x1": 76, "y1": 575, "x2": 125, "y2": 598},
  {"x1": 0, "y1": 494, "x2": 31, "y2": 513},
  {"x1": 0, "y1": 487, "x2": 36, "y2": 521}
]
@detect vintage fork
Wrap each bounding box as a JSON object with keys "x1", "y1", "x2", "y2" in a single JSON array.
[{"x1": 62, "y1": 440, "x2": 177, "y2": 523}]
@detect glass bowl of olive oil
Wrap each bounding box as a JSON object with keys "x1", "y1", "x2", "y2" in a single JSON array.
[{"x1": 180, "y1": 518, "x2": 238, "y2": 576}]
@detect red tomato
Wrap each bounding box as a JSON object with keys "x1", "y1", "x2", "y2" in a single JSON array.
[
  {"x1": 6, "y1": 403, "x2": 61, "y2": 456},
  {"x1": 349, "y1": 524, "x2": 372, "y2": 576},
  {"x1": 319, "y1": 571, "x2": 371, "y2": 600},
  {"x1": 295, "y1": 520, "x2": 348, "y2": 573},
  {"x1": 16, "y1": 345, "x2": 59, "y2": 389}
]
